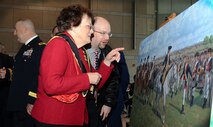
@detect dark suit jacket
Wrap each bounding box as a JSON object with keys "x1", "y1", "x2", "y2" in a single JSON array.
[
  {"x1": 7, "y1": 36, "x2": 45, "y2": 111},
  {"x1": 118, "y1": 52, "x2": 130, "y2": 99},
  {"x1": 97, "y1": 45, "x2": 120, "y2": 109},
  {"x1": 0, "y1": 53, "x2": 13, "y2": 109}
]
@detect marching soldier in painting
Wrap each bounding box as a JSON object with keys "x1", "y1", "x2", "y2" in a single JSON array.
[
  {"x1": 190, "y1": 52, "x2": 202, "y2": 107},
  {"x1": 203, "y1": 48, "x2": 213, "y2": 109},
  {"x1": 180, "y1": 55, "x2": 192, "y2": 114},
  {"x1": 198, "y1": 51, "x2": 207, "y2": 95}
]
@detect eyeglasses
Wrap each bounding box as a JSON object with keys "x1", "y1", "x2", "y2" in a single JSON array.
[{"x1": 94, "y1": 30, "x2": 112, "y2": 38}]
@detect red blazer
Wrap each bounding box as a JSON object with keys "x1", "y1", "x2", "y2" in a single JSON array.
[{"x1": 31, "y1": 32, "x2": 113, "y2": 125}]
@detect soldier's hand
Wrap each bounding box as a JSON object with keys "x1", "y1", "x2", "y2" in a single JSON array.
[
  {"x1": 104, "y1": 47, "x2": 124, "y2": 66},
  {"x1": 87, "y1": 72, "x2": 102, "y2": 85},
  {"x1": 26, "y1": 103, "x2": 34, "y2": 115}
]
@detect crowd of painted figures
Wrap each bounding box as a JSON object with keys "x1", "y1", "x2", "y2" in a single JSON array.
[{"x1": 136, "y1": 47, "x2": 213, "y2": 114}]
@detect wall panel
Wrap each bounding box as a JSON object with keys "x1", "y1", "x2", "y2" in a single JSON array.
[
  {"x1": 0, "y1": 32, "x2": 14, "y2": 54},
  {"x1": 13, "y1": 0, "x2": 43, "y2": 6},
  {"x1": 42, "y1": 10, "x2": 60, "y2": 29},
  {"x1": 92, "y1": 0, "x2": 123, "y2": 12},
  {"x1": 42, "y1": 0, "x2": 89, "y2": 8},
  {"x1": 0, "y1": 8, "x2": 13, "y2": 28},
  {"x1": 123, "y1": 16, "x2": 133, "y2": 34},
  {"x1": 13, "y1": 9, "x2": 43, "y2": 29}
]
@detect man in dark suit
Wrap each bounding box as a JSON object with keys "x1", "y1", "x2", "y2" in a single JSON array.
[
  {"x1": 87, "y1": 16, "x2": 120, "y2": 127},
  {"x1": 5, "y1": 19, "x2": 45, "y2": 127},
  {"x1": 88, "y1": 16, "x2": 129, "y2": 127},
  {"x1": 0, "y1": 42, "x2": 14, "y2": 127}
]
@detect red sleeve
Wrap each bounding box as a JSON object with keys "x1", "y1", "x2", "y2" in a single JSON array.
[{"x1": 40, "y1": 37, "x2": 90, "y2": 95}]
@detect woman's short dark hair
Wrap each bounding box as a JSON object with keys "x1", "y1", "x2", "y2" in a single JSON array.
[{"x1": 56, "y1": 4, "x2": 93, "y2": 32}]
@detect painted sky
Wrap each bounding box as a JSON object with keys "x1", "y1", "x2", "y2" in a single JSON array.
[{"x1": 138, "y1": 0, "x2": 213, "y2": 64}]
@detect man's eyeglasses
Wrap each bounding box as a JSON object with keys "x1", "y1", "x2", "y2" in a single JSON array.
[{"x1": 93, "y1": 30, "x2": 112, "y2": 38}]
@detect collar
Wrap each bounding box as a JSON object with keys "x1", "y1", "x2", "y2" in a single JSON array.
[
  {"x1": 91, "y1": 47, "x2": 100, "y2": 53},
  {"x1": 25, "y1": 35, "x2": 38, "y2": 45}
]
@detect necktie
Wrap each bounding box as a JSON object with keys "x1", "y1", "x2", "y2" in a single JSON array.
[
  {"x1": 94, "y1": 50, "x2": 99, "y2": 70},
  {"x1": 93, "y1": 49, "x2": 99, "y2": 103}
]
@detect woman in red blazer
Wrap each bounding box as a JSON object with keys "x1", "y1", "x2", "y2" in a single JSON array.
[{"x1": 31, "y1": 4, "x2": 123, "y2": 127}]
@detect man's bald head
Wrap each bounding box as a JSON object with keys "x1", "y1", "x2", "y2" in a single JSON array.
[
  {"x1": 14, "y1": 19, "x2": 37, "y2": 43},
  {"x1": 93, "y1": 17, "x2": 111, "y2": 30},
  {"x1": 16, "y1": 19, "x2": 36, "y2": 33}
]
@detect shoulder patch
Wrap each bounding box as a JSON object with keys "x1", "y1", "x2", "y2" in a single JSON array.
[{"x1": 38, "y1": 42, "x2": 46, "y2": 46}]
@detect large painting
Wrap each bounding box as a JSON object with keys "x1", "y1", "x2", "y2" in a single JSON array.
[{"x1": 131, "y1": 0, "x2": 213, "y2": 126}]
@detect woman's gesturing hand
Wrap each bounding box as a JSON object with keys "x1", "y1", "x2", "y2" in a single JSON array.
[{"x1": 104, "y1": 47, "x2": 125, "y2": 66}]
